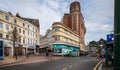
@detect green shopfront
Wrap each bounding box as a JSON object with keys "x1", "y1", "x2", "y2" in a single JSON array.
[{"x1": 53, "y1": 44, "x2": 79, "y2": 56}]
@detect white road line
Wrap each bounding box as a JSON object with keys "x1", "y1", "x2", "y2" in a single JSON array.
[
  {"x1": 75, "y1": 63, "x2": 78, "y2": 65},
  {"x1": 79, "y1": 61, "x2": 82, "y2": 63},
  {"x1": 69, "y1": 65, "x2": 73, "y2": 68}
]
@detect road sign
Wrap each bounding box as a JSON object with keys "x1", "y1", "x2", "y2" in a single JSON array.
[{"x1": 107, "y1": 34, "x2": 114, "y2": 43}]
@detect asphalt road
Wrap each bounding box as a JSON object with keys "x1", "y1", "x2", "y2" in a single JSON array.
[{"x1": 0, "y1": 56, "x2": 100, "y2": 70}]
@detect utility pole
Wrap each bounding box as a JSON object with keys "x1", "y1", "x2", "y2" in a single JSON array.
[{"x1": 114, "y1": 0, "x2": 120, "y2": 70}]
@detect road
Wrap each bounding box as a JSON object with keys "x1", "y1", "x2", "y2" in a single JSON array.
[{"x1": 0, "y1": 56, "x2": 100, "y2": 70}]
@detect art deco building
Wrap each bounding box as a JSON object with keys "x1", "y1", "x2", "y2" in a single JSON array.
[
  {"x1": 63, "y1": 1, "x2": 86, "y2": 50},
  {"x1": 52, "y1": 22, "x2": 80, "y2": 56},
  {"x1": 0, "y1": 10, "x2": 40, "y2": 56}
]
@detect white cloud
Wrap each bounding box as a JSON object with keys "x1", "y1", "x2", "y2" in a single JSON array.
[
  {"x1": 0, "y1": 0, "x2": 114, "y2": 44},
  {"x1": 82, "y1": 0, "x2": 114, "y2": 44}
]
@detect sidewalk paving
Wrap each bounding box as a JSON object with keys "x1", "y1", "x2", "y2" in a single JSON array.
[
  {"x1": 0, "y1": 53, "x2": 62, "y2": 67},
  {"x1": 0, "y1": 56, "x2": 26, "y2": 66},
  {"x1": 97, "y1": 58, "x2": 113, "y2": 70},
  {"x1": 102, "y1": 61, "x2": 113, "y2": 70}
]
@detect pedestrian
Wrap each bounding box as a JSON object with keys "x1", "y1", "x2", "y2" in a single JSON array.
[
  {"x1": 26, "y1": 51, "x2": 29, "y2": 58},
  {"x1": 15, "y1": 52, "x2": 18, "y2": 60},
  {"x1": 46, "y1": 50, "x2": 49, "y2": 58}
]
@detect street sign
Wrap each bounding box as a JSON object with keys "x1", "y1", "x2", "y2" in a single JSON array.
[
  {"x1": 0, "y1": 40, "x2": 4, "y2": 60},
  {"x1": 107, "y1": 34, "x2": 114, "y2": 43}
]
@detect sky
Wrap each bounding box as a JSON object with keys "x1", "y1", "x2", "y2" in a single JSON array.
[{"x1": 0, "y1": 0, "x2": 114, "y2": 44}]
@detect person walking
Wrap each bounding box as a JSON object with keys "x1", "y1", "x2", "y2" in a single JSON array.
[{"x1": 46, "y1": 50, "x2": 49, "y2": 58}]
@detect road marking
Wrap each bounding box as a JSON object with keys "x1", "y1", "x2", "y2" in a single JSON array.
[
  {"x1": 79, "y1": 61, "x2": 82, "y2": 63},
  {"x1": 93, "y1": 60, "x2": 103, "y2": 70},
  {"x1": 75, "y1": 63, "x2": 78, "y2": 65},
  {"x1": 69, "y1": 65, "x2": 73, "y2": 68},
  {"x1": 62, "y1": 67, "x2": 67, "y2": 70}
]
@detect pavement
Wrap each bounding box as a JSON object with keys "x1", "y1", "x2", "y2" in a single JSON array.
[
  {"x1": 0, "y1": 56, "x2": 26, "y2": 66},
  {"x1": 0, "y1": 53, "x2": 62, "y2": 67},
  {"x1": 0, "y1": 56, "x2": 100, "y2": 70},
  {"x1": 97, "y1": 58, "x2": 113, "y2": 70}
]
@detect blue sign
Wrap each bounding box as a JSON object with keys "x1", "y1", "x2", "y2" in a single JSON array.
[
  {"x1": 107, "y1": 34, "x2": 114, "y2": 43},
  {"x1": 0, "y1": 40, "x2": 4, "y2": 60}
]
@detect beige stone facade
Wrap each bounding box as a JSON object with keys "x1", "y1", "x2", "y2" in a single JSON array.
[
  {"x1": 52, "y1": 22, "x2": 80, "y2": 47},
  {"x1": 0, "y1": 10, "x2": 40, "y2": 56}
]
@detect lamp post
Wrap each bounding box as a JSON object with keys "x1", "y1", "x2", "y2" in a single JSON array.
[{"x1": 114, "y1": 0, "x2": 120, "y2": 70}]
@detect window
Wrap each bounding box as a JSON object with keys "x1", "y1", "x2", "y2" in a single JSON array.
[
  {"x1": 19, "y1": 28, "x2": 21, "y2": 33},
  {"x1": 55, "y1": 36, "x2": 60, "y2": 41},
  {"x1": 5, "y1": 15, "x2": 9, "y2": 20},
  {"x1": 14, "y1": 19, "x2": 17, "y2": 23},
  {"x1": 36, "y1": 40, "x2": 37, "y2": 44},
  {"x1": 81, "y1": 24, "x2": 84, "y2": 29},
  {"x1": 65, "y1": 38, "x2": 68, "y2": 42},
  {"x1": 0, "y1": 22, "x2": 3, "y2": 28},
  {"x1": 76, "y1": 14, "x2": 79, "y2": 32},
  {"x1": 28, "y1": 25, "x2": 29, "y2": 28},
  {"x1": 23, "y1": 23, "x2": 25, "y2": 27},
  {"x1": 23, "y1": 30, "x2": 25, "y2": 35},
  {"x1": 28, "y1": 38, "x2": 29, "y2": 45},
  {"x1": 54, "y1": 28, "x2": 60, "y2": 31},
  {"x1": 19, "y1": 37, "x2": 21, "y2": 43},
  {"x1": 72, "y1": 14, "x2": 74, "y2": 30},
  {"x1": 23, "y1": 38, "x2": 25, "y2": 44},
  {"x1": 76, "y1": 6, "x2": 79, "y2": 11},
  {"x1": 28, "y1": 31, "x2": 29, "y2": 36},
  {"x1": 70, "y1": 40, "x2": 72, "y2": 43},
  {"x1": 36, "y1": 29, "x2": 37, "y2": 32},
  {"x1": 6, "y1": 35, "x2": 9, "y2": 39},
  {"x1": 0, "y1": 33, "x2": 3, "y2": 38},
  {"x1": 6, "y1": 24, "x2": 9, "y2": 30},
  {"x1": 64, "y1": 29, "x2": 67, "y2": 34}
]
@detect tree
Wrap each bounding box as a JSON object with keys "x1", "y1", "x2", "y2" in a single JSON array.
[
  {"x1": 88, "y1": 40, "x2": 98, "y2": 47},
  {"x1": 7, "y1": 26, "x2": 20, "y2": 60},
  {"x1": 98, "y1": 38, "x2": 106, "y2": 48}
]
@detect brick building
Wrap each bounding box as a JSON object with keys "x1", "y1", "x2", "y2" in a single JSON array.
[{"x1": 63, "y1": 1, "x2": 86, "y2": 49}]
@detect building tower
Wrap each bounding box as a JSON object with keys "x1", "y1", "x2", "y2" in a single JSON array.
[{"x1": 63, "y1": 1, "x2": 86, "y2": 48}]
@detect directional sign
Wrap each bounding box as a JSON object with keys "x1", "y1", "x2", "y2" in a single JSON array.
[{"x1": 107, "y1": 34, "x2": 114, "y2": 43}]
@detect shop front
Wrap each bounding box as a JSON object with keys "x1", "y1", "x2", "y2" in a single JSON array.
[
  {"x1": 4, "y1": 47, "x2": 11, "y2": 56},
  {"x1": 53, "y1": 44, "x2": 79, "y2": 56},
  {"x1": 27, "y1": 46, "x2": 35, "y2": 55},
  {"x1": 4, "y1": 40, "x2": 13, "y2": 56}
]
